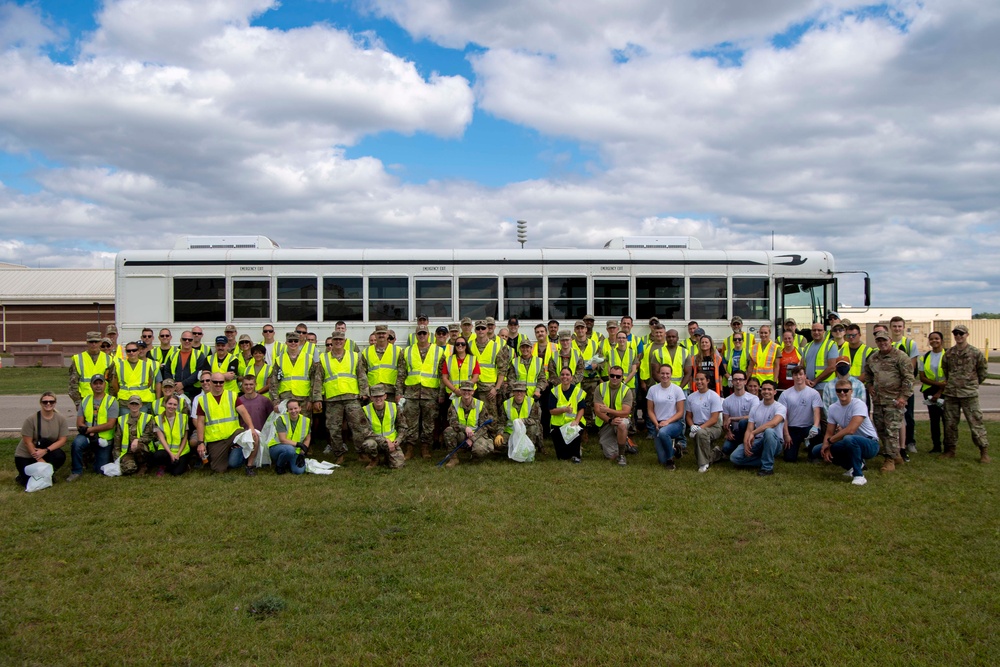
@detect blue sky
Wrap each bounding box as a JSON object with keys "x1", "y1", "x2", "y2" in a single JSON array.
[{"x1": 0, "y1": 0, "x2": 998, "y2": 312}]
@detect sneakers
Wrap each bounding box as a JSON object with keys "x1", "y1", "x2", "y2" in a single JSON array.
[
  {"x1": 245, "y1": 466, "x2": 256, "y2": 477},
  {"x1": 906, "y1": 443, "x2": 918, "y2": 454},
  {"x1": 880, "y1": 459, "x2": 895, "y2": 473},
  {"x1": 664, "y1": 460, "x2": 676, "y2": 471},
  {"x1": 757, "y1": 468, "x2": 774, "y2": 477},
  {"x1": 624, "y1": 438, "x2": 638, "y2": 455},
  {"x1": 851, "y1": 475, "x2": 868, "y2": 486},
  {"x1": 616, "y1": 455, "x2": 627, "y2": 466},
  {"x1": 322, "y1": 444, "x2": 333, "y2": 454},
  {"x1": 66, "y1": 473, "x2": 81, "y2": 482},
  {"x1": 844, "y1": 462, "x2": 866, "y2": 477},
  {"x1": 697, "y1": 464, "x2": 709, "y2": 473},
  {"x1": 899, "y1": 451, "x2": 910, "y2": 463},
  {"x1": 571, "y1": 456, "x2": 582, "y2": 464}
]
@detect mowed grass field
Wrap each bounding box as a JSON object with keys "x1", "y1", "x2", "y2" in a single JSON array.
[{"x1": 2, "y1": 423, "x2": 998, "y2": 666}]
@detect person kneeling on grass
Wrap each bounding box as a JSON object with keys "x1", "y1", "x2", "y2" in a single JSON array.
[
  {"x1": 686, "y1": 373, "x2": 723, "y2": 473},
  {"x1": 443, "y1": 381, "x2": 495, "y2": 468},
  {"x1": 150, "y1": 395, "x2": 193, "y2": 476},
  {"x1": 730, "y1": 380, "x2": 786, "y2": 477},
  {"x1": 593, "y1": 366, "x2": 634, "y2": 466},
  {"x1": 271, "y1": 398, "x2": 311, "y2": 475},
  {"x1": 15, "y1": 392, "x2": 69, "y2": 488},
  {"x1": 811, "y1": 379, "x2": 880, "y2": 486},
  {"x1": 359, "y1": 384, "x2": 406, "y2": 470},
  {"x1": 194, "y1": 372, "x2": 260, "y2": 475}
]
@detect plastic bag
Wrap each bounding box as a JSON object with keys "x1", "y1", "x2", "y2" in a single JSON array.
[
  {"x1": 101, "y1": 458, "x2": 122, "y2": 477},
  {"x1": 508, "y1": 419, "x2": 535, "y2": 463},
  {"x1": 24, "y1": 461, "x2": 53, "y2": 493},
  {"x1": 559, "y1": 422, "x2": 582, "y2": 442},
  {"x1": 304, "y1": 458, "x2": 339, "y2": 475}
]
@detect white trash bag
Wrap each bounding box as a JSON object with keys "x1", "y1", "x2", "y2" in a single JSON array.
[
  {"x1": 304, "y1": 459, "x2": 339, "y2": 475},
  {"x1": 101, "y1": 458, "x2": 122, "y2": 477},
  {"x1": 507, "y1": 419, "x2": 535, "y2": 463},
  {"x1": 24, "y1": 461, "x2": 54, "y2": 493},
  {"x1": 559, "y1": 422, "x2": 582, "y2": 443}
]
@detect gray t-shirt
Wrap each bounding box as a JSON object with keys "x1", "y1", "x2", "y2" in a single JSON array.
[
  {"x1": 17, "y1": 411, "x2": 71, "y2": 458},
  {"x1": 748, "y1": 400, "x2": 787, "y2": 430},
  {"x1": 686, "y1": 389, "x2": 724, "y2": 425},
  {"x1": 828, "y1": 398, "x2": 878, "y2": 440},
  {"x1": 778, "y1": 386, "x2": 823, "y2": 428},
  {"x1": 722, "y1": 392, "x2": 759, "y2": 420},
  {"x1": 803, "y1": 340, "x2": 839, "y2": 385},
  {"x1": 76, "y1": 396, "x2": 120, "y2": 424},
  {"x1": 646, "y1": 383, "x2": 686, "y2": 422}
]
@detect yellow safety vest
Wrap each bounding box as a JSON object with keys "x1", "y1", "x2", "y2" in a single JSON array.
[
  {"x1": 503, "y1": 396, "x2": 534, "y2": 434},
  {"x1": 594, "y1": 382, "x2": 628, "y2": 427},
  {"x1": 404, "y1": 346, "x2": 442, "y2": 388},
  {"x1": 573, "y1": 339, "x2": 599, "y2": 378},
  {"x1": 722, "y1": 348, "x2": 751, "y2": 387},
  {"x1": 639, "y1": 344, "x2": 663, "y2": 381},
  {"x1": 607, "y1": 345, "x2": 639, "y2": 389},
  {"x1": 444, "y1": 355, "x2": 476, "y2": 395},
  {"x1": 553, "y1": 350, "x2": 583, "y2": 379},
  {"x1": 750, "y1": 341, "x2": 778, "y2": 382},
  {"x1": 81, "y1": 394, "x2": 116, "y2": 439},
  {"x1": 723, "y1": 332, "x2": 755, "y2": 357},
  {"x1": 533, "y1": 342, "x2": 554, "y2": 368},
  {"x1": 921, "y1": 351, "x2": 945, "y2": 392},
  {"x1": 116, "y1": 358, "x2": 156, "y2": 403},
  {"x1": 365, "y1": 345, "x2": 399, "y2": 387},
  {"x1": 803, "y1": 338, "x2": 836, "y2": 381},
  {"x1": 511, "y1": 356, "x2": 544, "y2": 394},
  {"x1": 847, "y1": 345, "x2": 871, "y2": 379},
  {"x1": 208, "y1": 353, "x2": 239, "y2": 393},
  {"x1": 203, "y1": 391, "x2": 240, "y2": 442},
  {"x1": 278, "y1": 351, "x2": 311, "y2": 397},
  {"x1": 73, "y1": 352, "x2": 113, "y2": 400},
  {"x1": 155, "y1": 413, "x2": 189, "y2": 455},
  {"x1": 153, "y1": 394, "x2": 190, "y2": 416},
  {"x1": 259, "y1": 340, "x2": 286, "y2": 362},
  {"x1": 149, "y1": 346, "x2": 176, "y2": 368},
  {"x1": 320, "y1": 350, "x2": 359, "y2": 398},
  {"x1": 452, "y1": 397, "x2": 484, "y2": 429},
  {"x1": 550, "y1": 384, "x2": 587, "y2": 427},
  {"x1": 363, "y1": 402, "x2": 398, "y2": 442},
  {"x1": 276, "y1": 413, "x2": 310, "y2": 452},
  {"x1": 116, "y1": 412, "x2": 152, "y2": 457},
  {"x1": 468, "y1": 338, "x2": 500, "y2": 384},
  {"x1": 657, "y1": 346, "x2": 687, "y2": 387},
  {"x1": 241, "y1": 360, "x2": 269, "y2": 393}
]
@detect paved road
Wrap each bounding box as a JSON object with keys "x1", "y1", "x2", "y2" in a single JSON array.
[{"x1": 6, "y1": 384, "x2": 1000, "y2": 434}]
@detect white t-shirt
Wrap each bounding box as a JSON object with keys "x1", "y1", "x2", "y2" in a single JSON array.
[
  {"x1": 686, "y1": 389, "x2": 723, "y2": 425},
  {"x1": 828, "y1": 398, "x2": 878, "y2": 440},
  {"x1": 646, "y1": 383, "x2": 686, "y2": 422},
  {"x1": 748, "y1": 400, "x2": 787, "y2": 429},
  {"x1": 778, "y1": 386, "x2": 823, "y2": 428},
  {"x1": 722, "y1": 392, "x2": 759, "y2": 420}
]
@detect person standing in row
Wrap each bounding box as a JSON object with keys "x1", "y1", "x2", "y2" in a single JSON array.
[
  {"x1": 889, "y1": 316, "x2": 920, "y2": 454},
  {"x1": 941, "y1": 325, "x2": 990, "y2": 463},
  {"x1": 919, "y1": 331, "x2": 947, "y2": 454},
  {"x1": 396, "y1": 324, "x2": 445, "y2": 459},
  {"x1": 863, "y1": 330, "x2": 913, "y2": 473},
  {"x1": 312, "y1": 331, "x2": 368, "y2": 464},
  {"x1": 69, "y1": 331, "x2": 116, "y2": 410}
]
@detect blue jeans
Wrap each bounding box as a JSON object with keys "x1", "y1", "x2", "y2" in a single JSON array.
[
  {"x1": 723, "y1": 419, "x2": 748, "y2": 456},
  {"x1": 269, "y1": 445, "x2": 305, "y2": 475},
  {"x1": 227, "y1": 447, "x2": 248, "y2": 469},
  {"x1": 730, "y1": 428, "x2": 781, "y2": 472},
  {"x1": 811, "y1": 435, "x2": 879, "y2": 477},
  {"x1": 71, "y1": 434, "x2": 112, "y2": 474},
  {"x1": 653, "y1": 421, "x2": 685, "y2": 463},
  {"x1": 784, "y1": 425, "x2": 820, "y2": 462}
]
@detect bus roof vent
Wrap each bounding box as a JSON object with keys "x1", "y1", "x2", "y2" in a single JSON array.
[
  {"x1": 604, "y1": 236, "x2": 702, "y2": 249},
  {"x1": 174, "y1": 236, "x2": 279, "y2": 250}
]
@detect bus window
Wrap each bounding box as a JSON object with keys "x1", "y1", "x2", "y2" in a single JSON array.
[
  {"x1": 416, "y1": 279, "x2": 453, "y2": 319},
  {"x1": 233, "y1": 279, "x2": 270, "y2": 319},
  {"x1": 277, "y1": 277, "x2": 318, "y2": 322},
  {"x1": 322, "y1": 276, "x2": 363, "y2": 321},
  {"x1": 548, "y1": 277, "x2": 587, "y2": 320},
  {"x1": 459, "y1": 277, "x2": 498, "y2": 321},
  {"x1": 594, "y1": 279, "x2": 629, "y2": 317},
  {"x1": 635, "y1": 277, "x2": 683, "y2": 320},
  {"x1": 689, "y1": 277, "x2": 727, "y2": 320},
  {"x1": 369, "y1": 277, "x2": 408, "y2": 321},
  {"x1": 503, "y1": 277, "x2": 543, "y2": 320},
  {"x1": 780, "y1": 280, "x2": 829, "y2": 327},
  {"x1": 733, "y1": 277, "x2": 769, "y2": 320},
  {"x1": 174, "y1": 277, "x2": 225, "y2": 322}
]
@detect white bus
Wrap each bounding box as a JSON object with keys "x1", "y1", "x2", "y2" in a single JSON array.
[{"x1": 114, "y1": 235, "x2": 868, "y2": 341}]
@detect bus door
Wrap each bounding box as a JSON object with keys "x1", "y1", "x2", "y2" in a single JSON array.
[{"x1": 775, "y1": 279, "x2": 834, "y2": 330}]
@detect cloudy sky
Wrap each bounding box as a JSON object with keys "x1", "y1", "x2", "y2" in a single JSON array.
[{"x1": 0, "y1": 0, "x2": 997, "y2": 311}]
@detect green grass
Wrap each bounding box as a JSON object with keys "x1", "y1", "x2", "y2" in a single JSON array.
[
  {"x1": 0, "y1": 367, "x2": 68, "y2": 395},
  {"x1": 2, "y1": 423, "x2": 998, "y2": 666}
]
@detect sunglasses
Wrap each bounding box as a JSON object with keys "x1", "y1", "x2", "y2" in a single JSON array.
[
  {"x1": 326, "y1": 343, "x2": 334, "y2": 347},
  {"x1": 210, "y1": 380, "x2": 226, "y2": 385},
  {"x1": 240, "y1": 341, "x2": 251, "y2": 345},
  {"x1": 733, "y1": 338, "x2": 743, "y2": 342},
  {"x1": 609, "y1": 373, "x2": 623, "y2": 379},
  {"x1": 454, "y1": 342, "x2": 467, "y2": 347},
  {"x1": 475, "y1": 327, "x2": 486, "y2": 331},
  {"x1": 263, "y1": 329, "x2": 274, "y2": 333},
  {"x1": 835, "y1": 388, "x2": 852, "y2": 394},
  {"x1": 141, "y1": 334, "x2": 153, "y2": 338},
  {"x1": 159, "y1": 334, "x2": 171, "y2": 338},
  {"x1": 126, "y1": 348, "x2": 138, "y2": 353},
  {"x1": 192, "y1": 332, "x2": 203, "y2": 336},
  {"x1": 101, "y1": 344, "x2": 111, "y2": 348},
  {"x1": 41, "y1": 399, "x2": 56, "y2": 405},
  {"x1": 952, "y1": 331, "x2": 966, "y2": 336},
  {"x1": 387, "y1": 336, "x2": 395, "y2": 341},
  {"x1": 417, "y1": 332, "x2": 429, "y2": 336},
  {"x1": 181, "y1": 337, "x2": 193, "y2": 342}
]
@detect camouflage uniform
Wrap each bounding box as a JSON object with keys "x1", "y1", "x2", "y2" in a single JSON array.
[
  {"x1": 112, "y1": 412, "x2": 156, "y2": 475},
  {"x1": 311, "y1": 349, "x2": 369, "y2": 459},
  {"x1": 496, "y1": 396, "x2": 543, "y2": 451},
  {"x1": 69, "y1": 352, "x2": 117, "y2": 410},
  {"x1": 469, "y1": 337, "x2": 510, "y2": 422},
  {"x1": 864, "y1": 346, "x2": 913, "y2": 460},
  {"x1": 942, "y1": 343, "x2": 989, "y2": 455},
  {"x1": 359, "y1": 402, "x2": 407, "y2": 469},
  {"x1": 444, "y1": 397, "x2": 496, "y2": 459},
  {"x1": 396, "y1": 344, "x2": 446, "y2": 455}
]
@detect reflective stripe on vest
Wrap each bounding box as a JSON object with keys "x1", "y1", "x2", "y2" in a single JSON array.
[
  {"x1": 533, "y1": 342, "x2": 554, "y2": 368},
  {"x1": 503, "y1": 396, "x2": 534, "y2": 434},
  {"x1": 365, "y1": 345, "x2": 399, "y2": 386},
  {"x1": 404, "y1": 346, "x2": 442, "y2": 388},
  {"x1": 116, "y1": 412, "x2": 152, "y2": 456},
  {"x1": 242, "y1": 361, "x2": 269, "y2": 393},
  {"x1": 74, "y1": 352, "x2": 112, "y2": 400},
  {"x1": 363, "y1": 402, "x2": 397, "y2": 441},
  {"x1": 321, "y1": 350, "x2": 359, "y2": 398},
  {"x1": 81, "y1": 394, "x2": 115, "y2": 439},
  {"x1": 724, "y1": 332, "x2": 755, "y2": 357},
  {"x1": 278, "y1": 352, "x2": 311, "y2": 397},
  {"x1": 722, "y1": 349, "x2": 750, "y2": 386},
  {"x1": 445, "y1": 355, "x2": 476, "y2": 394},
  {"x1": 156, "y1": 412, "x2": 189, "y2": 455},
  {"x1": 209, "y1": 353, "x2": 239, "y2": 393},
  {"x1": 452, "y1": 397, "x2": 483, "y2": 429},
  {"x1": 921, "y1": 351, "x2": 945, "y2": 392},
  {"x1": 555, "y1": 350, "x2": 582, "y2": 377},
  {"x1": 550, "y1": 384, "x2": 586, "y2": 427},
  {"x1": 512, "y1": 356, "x2": 543, "y2": 393},
  {"x1": 116, "y1": 358, "x2": 155, "y2": 402},
  {"x1": 848, "y1": 345, "x2": 870, "y2": 379},
  {"x1": 803, "y1": 339, "x2": 835, "y2": 380},
  {"x1": 469, "y1": 339, "x2": 499, "y2": 384},
  {"x1": 277, "y1": 413, "x2": 310, "y2": 451},
  {"x1": 639, "y1": 344, "x2": 663, "y2": 380},
  {"x1": 608, "y1": 345, "x2": 639, "y2": 389},
  {"x1": 750, "y1": 341, "x2": 778, "y2": 381},
  {"x1": 150, "y1": 346, "x2": 177, "y2": 367},
  {"x1": 594, "y1": 382, "x2": 625, "y2": 427},
  {"x1": 658, "y1": 346, "x2": 686, "y2": 386},
  {"x1": 204, "y1": 391, "x2": 239, "y2": 442}
]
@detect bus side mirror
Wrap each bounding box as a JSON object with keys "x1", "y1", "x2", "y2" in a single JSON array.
[{"x1": 863, "y1": 277, "x2": 871, "y2": 307}]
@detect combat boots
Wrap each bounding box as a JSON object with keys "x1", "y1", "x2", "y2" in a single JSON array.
[
  {"x1": 980, "y1": 448, "x2": 991, "y2": 464},
  {"x1": 880, "y1": 458, "x2": 896, "y2": 473},
  {"x1": 421, "y1": 443, "x2": 431, "y2": 459},
  {"x1": 445, "y1": 454, "x2": 460, "y2": 468}
]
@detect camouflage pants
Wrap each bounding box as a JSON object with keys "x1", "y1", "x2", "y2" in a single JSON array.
[
  {"x1": 443, "y1": 426, "x2": 493, "y2": 458},
  {"x1": 402, "y1": 397, "x2": 438, "y2": 449},
  {"x1": 117, "y1": 447, "x2": 150, "y2": 475},
  {"x1": 871, "y1": 402, "x2": 903, "y2": 459},
  {"x1": 325, "y1": 399, "x2": 366, "y2": 458},
  {"x1": 581, "y1": 377, "x2": 600, "y2": 428},
  {"x1": 359, "y1": 437, "x2": 406, "y2": 469},
  {"x1": 943, "y1": 396, "x2": 989, "y2": 452},
  {"x1": 474, "y1": 388, "x2": 499, "y2": 422}
]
